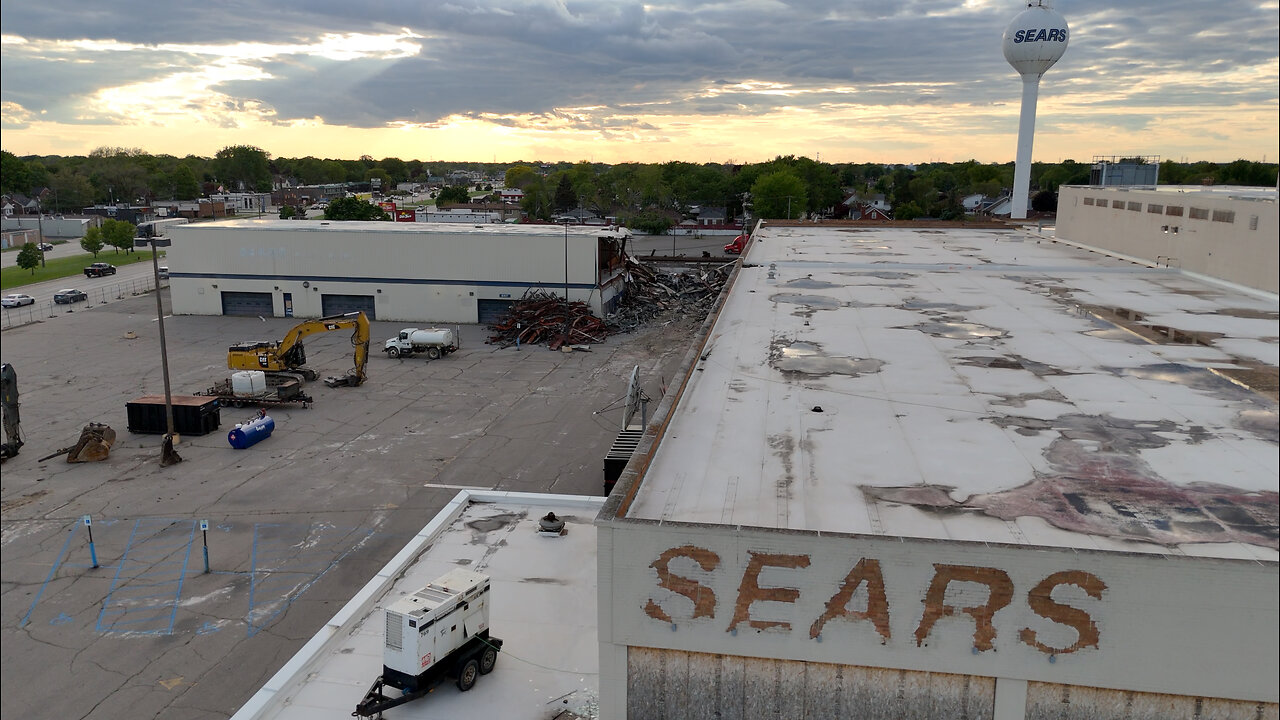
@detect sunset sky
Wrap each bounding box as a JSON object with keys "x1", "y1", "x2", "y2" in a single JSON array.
[{"x1": 2, "y1": 0, "x2": 1277, "y2": 164}]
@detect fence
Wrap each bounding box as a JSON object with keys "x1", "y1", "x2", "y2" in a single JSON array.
[{"x1": 1, "y1": 276, "x2": 164, "y2": 330}]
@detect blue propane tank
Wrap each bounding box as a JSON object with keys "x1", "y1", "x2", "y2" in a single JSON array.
[{"x1": 228, "y1": 414, "x2": 275, "y2": 449}]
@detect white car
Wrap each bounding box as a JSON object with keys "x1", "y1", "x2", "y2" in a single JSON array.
[{"x1": 2, "y1": 293, "x2": 36, "y2": 308}]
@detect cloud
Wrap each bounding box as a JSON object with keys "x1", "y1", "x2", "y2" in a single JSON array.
[{"x1": 0, "y1": 0, "x2": 1275, "y2": 160}]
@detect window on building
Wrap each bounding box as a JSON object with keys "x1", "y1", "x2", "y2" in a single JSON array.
[
  {"x1": 1113, "y1": 199, "x2": 1126, "y2": 209},
  {"x1": 1147, "y1": 204, "x2": 1163, "y2": 214},
  {"x1": 1189, "y1": 207, "x2": 1209, "y2": 220},
  {"x1": 1095, "y1": 198, "x2": 1107, "y2": 206},
  {"x1": 1166, "y1": 206, "x2": 1184, "y2": 217},
  {"x1": 1083, "y1": 197, "x2": 1094, "y2": 206},
  {"x1": 1211, "y1": 210, "x2": 1235, "y2": 223},
  {"x1": 1127, "y1": 201, "x2": 1142, "y2": 211}
]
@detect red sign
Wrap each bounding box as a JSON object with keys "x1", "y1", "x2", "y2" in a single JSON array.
[
  {"x1": 379, "y1": 201, "x2": 397, "y2": 213},
  {"x1": 395, "y1": 209, "x2": 416, "y2": 222}
]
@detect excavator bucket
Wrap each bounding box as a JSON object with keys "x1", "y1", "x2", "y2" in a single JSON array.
[{"x1": 66, "y1": 423, "x2": 116, "y2": 463}]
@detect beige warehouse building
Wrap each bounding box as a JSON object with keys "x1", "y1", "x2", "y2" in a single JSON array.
[
  {"x1": 596, "y1": 220, "x2": 1278, "y2": 719},
  {"x1": 167, "y1": 219, "x2": 630, "y2": 323}
]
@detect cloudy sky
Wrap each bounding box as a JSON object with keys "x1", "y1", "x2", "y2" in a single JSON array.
[{"x1": 2, "y1": 1, "x2": 1277, "y2": 164}]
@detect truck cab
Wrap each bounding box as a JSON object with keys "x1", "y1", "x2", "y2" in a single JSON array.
[{"x1": 724, "y1": 234, "x2": 748, "y2": 255}]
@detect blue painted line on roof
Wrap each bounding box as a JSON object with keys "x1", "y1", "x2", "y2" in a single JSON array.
[{"x1": 20, "y1": 525, "x2": 77, "y2": 628}]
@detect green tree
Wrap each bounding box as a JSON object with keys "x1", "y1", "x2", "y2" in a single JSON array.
[
  {"x1": 379, "y1": 157, "x2": 408, "y2": 184},
  {"x1": 100, "y1": 218, "x2": 137, "y2": 253},
  {"x1": 214, "y1": 145, "x2": 272, "y2": 192},
  {"x1": 520, "y1": 179, "x2": 552, "y2": 220},
  {"x1": 50, "y1": 171, "x2": 95, "y2": 212},
  {"x1": 280, "y1": 205, "x2": 297, "y2": 219},
  {"x1": 323, "y1": 197, "x2": 390, "y2": 221},
  {"x1": 894, "y1": 202, "x2": 924, "y2": 220},
  {"x1": 82, "y1": 226, "x2": 106, "y2": 257},
  {"x1": 1, "y1": 151, "x2": 33, "y2": 194},
  {"x1": 505, "y1": 165, "x2": 539, "y2": 189},
  {"x1": 1031, "y1": 190, "x2": 1058, "y2": 213},
  {"x1": 16, "y1": 242, "x2": 42, "y2": 274},
  {"x1": 173, "y1": 164, "x2": 201, "y2": 200},
  {"x1": 751, "y1": 171, "x2": 807, "y2": 219},
  {"x1": 552, "y1": 174, "x2": 577, "y2": 212},
  {"x1": 435, "y1": 185, "x2": 471, "y2": 206}
]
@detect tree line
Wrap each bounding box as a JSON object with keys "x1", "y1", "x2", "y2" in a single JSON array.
[{"x1": 3, "y1": 147, "x2": 1274, "y2": 224}]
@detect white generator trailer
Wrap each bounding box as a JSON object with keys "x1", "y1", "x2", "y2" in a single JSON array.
[{"x1": 353, "y1": 568, "x2": 503, "y2": 717}]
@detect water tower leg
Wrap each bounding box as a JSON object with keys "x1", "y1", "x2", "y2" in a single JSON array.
[{"x1": 1012, "y1": 74, "x2": 1041, "y2": 220}]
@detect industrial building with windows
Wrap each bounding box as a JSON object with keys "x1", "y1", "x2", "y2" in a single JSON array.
[
  {"x1": 596, "y1": 219, "x2": 1278, "y2": 719},
  {"x1": 166, "y1": 219, "x2": 630, "y2": 324}
]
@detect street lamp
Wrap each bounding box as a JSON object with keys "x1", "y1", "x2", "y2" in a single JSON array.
[{"x1": 134, "y1": 227, "x2": 181, "y2": 466}]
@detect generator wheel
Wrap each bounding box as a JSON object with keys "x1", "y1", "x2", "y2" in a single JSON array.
[
  {"x1": 479, "y1": 646, "x2": 497, "y2": 675},
  {"x1": 457, "y1": 658, "x2": 479, "y2": 691}
]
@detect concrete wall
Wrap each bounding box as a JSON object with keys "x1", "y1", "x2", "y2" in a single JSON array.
[
  {"x1": 166, "y1": 221, "x2": 623, "y2": 322},
  {"x1": 1056, "y1": 186, "x2": 1279, "y2": 294},
  {"x1": 2, "y1": 216, "x2": 94, "y2": 238},
  {"x1": 596, "y1": 519, "x2": 1278, "y2": 718}
]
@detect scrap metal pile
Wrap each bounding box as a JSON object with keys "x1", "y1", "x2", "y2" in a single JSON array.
[
  {"x1": 486, "y1": 257, "x2": 733, "y2": 348},
  {"x1": 609, "y1": 257, "x2": 733, "y2": 332}
]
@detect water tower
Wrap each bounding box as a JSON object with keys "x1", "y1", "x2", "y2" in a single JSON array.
[{"x1": 1003, "y1": 2, "x2": 1069, "y2": 219}]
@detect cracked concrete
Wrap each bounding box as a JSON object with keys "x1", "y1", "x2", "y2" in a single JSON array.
[{"x1": 1, "y1": 288, "x2": 698, "y2": 719}]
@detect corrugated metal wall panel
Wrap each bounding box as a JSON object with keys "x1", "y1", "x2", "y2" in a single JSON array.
[{"x1": 627, "y1": 648, "x2": 995, "y2": 720}]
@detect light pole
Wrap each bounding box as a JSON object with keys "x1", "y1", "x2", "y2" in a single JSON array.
[{"x1": 134, "y1": 228, "x2": 181, "y2": 466}]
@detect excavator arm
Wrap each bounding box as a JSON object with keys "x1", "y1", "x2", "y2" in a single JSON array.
[
  {"x1": 323, "y1": 312, "x2": 370, "y2": 387},
  {"x1": 1, "y1": 363, "x2": 22, "y2": 460},
  {"x1": 229, "y1": 312, "x2": 370, "y2": 388}
]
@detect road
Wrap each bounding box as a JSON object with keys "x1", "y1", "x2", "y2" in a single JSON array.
[{"x1": 2, "y1": 252, "x2": 163, "y2": 327}]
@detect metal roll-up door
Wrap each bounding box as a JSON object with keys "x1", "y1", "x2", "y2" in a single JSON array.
[
  {"x1": 221, "y1": 291, "x2": 274, "y2": 317},
  {"x1": 321, "y1": 294, "x2": 376, "y2": 320},
  {"x1": 477, "y1": 299, "x2": 514, "y2": 326}
]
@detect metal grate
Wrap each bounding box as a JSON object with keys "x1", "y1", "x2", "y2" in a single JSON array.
[{"x1": 385, "y1": 612, "x2": 403, "y2": 650}]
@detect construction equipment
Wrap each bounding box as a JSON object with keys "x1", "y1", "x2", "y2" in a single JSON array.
[
  {"x1": 384, "y1": 327, "x2": 459, "y2": 359},
  {"x1": 227, "y1": 312, "x2": 369, "y2": 388},
  {"x1": 198, "y1": 371, "x2": 313, "y2": 408},
  {"x1": 39, "y1": 423, "x2": 116, "y2": 463},
  {"x1": 1, "y1": 363, "x2": 21, "y2": 461}
]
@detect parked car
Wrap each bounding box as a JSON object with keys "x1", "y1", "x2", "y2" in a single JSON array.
[
  {"x1": 157, "y1": 266, "x2": 170, "y2": 279},
  {"x1": 2, "y1": 293, "x2": 36, "y2": 308},
  {"x1": 38, "y1": 243, "x2": 55, "y2": 251},
  {"x1": 54, "y1": 288, "x2": 88, "y2": 304}
]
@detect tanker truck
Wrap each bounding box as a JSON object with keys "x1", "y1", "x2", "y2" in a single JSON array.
[{"x1": 384, "y1": 327, "x2": 459, "y2": 360}]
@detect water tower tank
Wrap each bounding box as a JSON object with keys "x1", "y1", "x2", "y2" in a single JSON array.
[{"x1": 1002, "y1": 4, "x2": 1069, "y2": 78}]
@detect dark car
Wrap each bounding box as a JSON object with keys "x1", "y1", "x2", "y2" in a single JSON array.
[
  {"x1": 54, "y1": 288, "x2": 88, "y2": 304},
  {"x1": 84, "y1": 262, "x2": 117, "y2": 277}
]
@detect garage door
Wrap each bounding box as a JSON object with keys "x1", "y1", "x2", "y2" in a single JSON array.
[
  {"x1": 477, "y1": 299, "x2": 514, "y2": 326},
  {"x1": 221, "y1": 291, "x2": 274, "y2": 317},
  {"x1": 321, "y1": 294, "x2": 376, "y2": 320}
]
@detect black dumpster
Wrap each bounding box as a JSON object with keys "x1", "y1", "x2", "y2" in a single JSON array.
[{"x1": 126, "y1": 395, "x2": 221, "y2": 436}]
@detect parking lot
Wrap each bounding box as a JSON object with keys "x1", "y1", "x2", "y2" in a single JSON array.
[{"x1": 0, "y1": 287, "x2": 697, "y2": 719}]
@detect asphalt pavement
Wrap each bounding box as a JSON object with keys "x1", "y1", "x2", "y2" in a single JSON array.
[{"x1": 0, "y1": 283, "x2": 701, "y2": 719}]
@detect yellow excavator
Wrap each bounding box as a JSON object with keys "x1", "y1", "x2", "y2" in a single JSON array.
[{"x1": 227, "y1": 312, "x2": 370, "y2": 388}]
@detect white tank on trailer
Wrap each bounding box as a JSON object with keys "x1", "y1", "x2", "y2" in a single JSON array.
[
  {"x1": 384, "y1": 327, "x2": 459, "y2": 359},
  {"x1": 1003, "y1": 2, "x2": 1070, "y2": 220}
]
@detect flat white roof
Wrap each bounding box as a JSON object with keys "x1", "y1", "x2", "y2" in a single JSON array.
[
  {"x1": 174, "y1": 217, "x2": 628, "y2": 238},
  {"x1": 234, "y1": 492, "x2": 603, "y2": 720},
  {"x1": 625, "y1": 224, "x2": 1279, "y2": 561},
  {"x1": 1068, "y1": 184, "x2": 1278, "y2": 202}
]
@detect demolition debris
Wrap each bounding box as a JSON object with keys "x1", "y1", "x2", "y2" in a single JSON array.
[{"x1": 486, "y1": 258, "x2": 733, "y2": 348}]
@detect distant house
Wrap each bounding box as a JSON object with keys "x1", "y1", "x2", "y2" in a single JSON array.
[
  {"x1": 498, "y1": 188, "x2": 525, "y2": 202},
  {"x1": 961, "y1": 193, "x2": 988, "y2": 211},
  {"x1": 849, "y1": 204, "x2": 893, "y2": 221}
]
